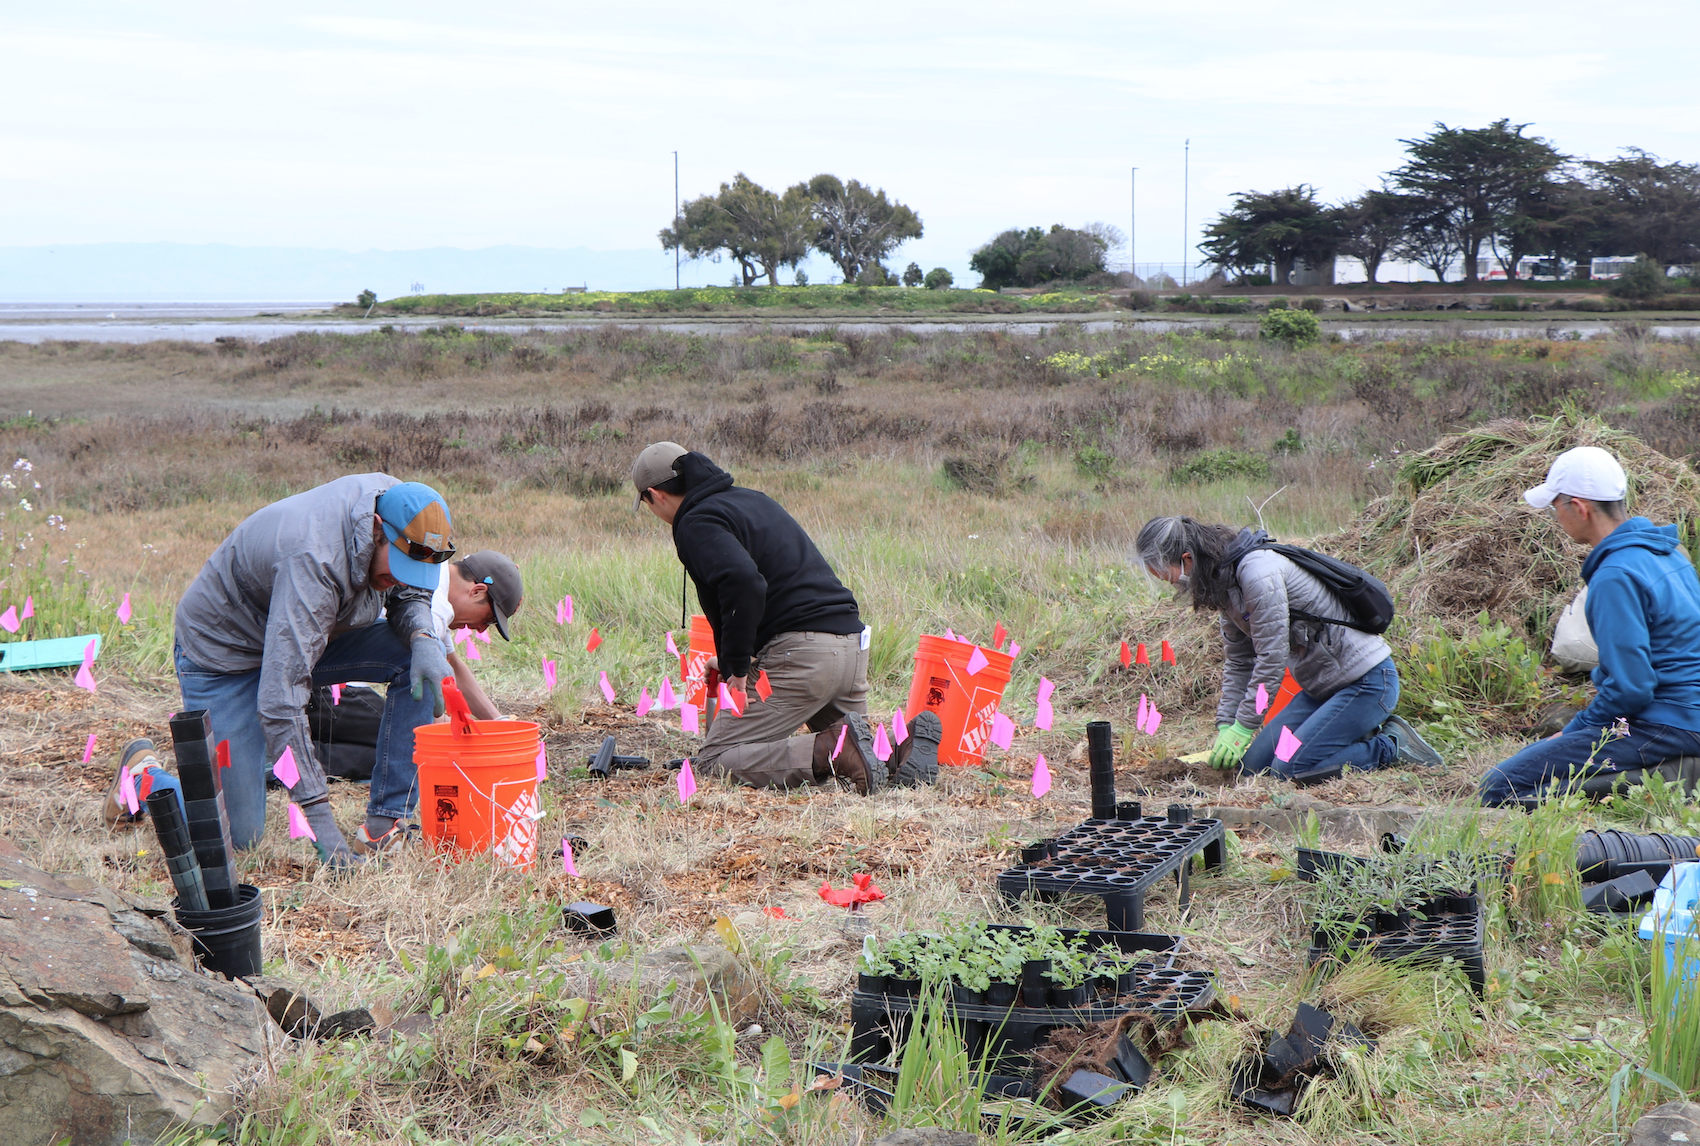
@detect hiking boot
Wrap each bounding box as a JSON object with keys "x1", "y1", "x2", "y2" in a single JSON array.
[
  {"x1": 814, "y1": 714, "x2": 887, "y2": 795},
  {"x1": 102, "y1": 737, "x2": 161, "y2": 828},
  {"x1": 1381, "y1": 715, "x2": 1444, "y2": 768},
  {"x1": 892, "y1": 710, "x2": 942, "y2": 788},
  {"x1": 350, "y1": 820, "x2": 419, "y2": 857}
]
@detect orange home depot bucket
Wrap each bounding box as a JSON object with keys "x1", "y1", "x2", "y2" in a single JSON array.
[
  {"x1": 414, "y1": 719, "x2": 543, "y2": 871},
  {"x1": 904, "y1": 635, "x2": 1015, "y2": 768},
  {"x1": 680, "y1": 614, "x2": 716, "y2": 708}
]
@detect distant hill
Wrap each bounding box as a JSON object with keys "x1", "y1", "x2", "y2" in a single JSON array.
[{"x1": 0, "y1": 243, "x2": 751, "y2": 300}]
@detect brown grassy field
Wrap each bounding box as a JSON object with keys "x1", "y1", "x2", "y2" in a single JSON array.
[{"x1": 3, "y1": 323, "x2": 1700, "y2": 1144}]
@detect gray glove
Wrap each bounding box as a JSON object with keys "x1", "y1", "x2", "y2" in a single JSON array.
[
  {"x1": 298, "y1": 798, "x2": 361, "y2": 870},
  {"x1": 409, "y1": 632, "x2": 451, "y2": 717}
]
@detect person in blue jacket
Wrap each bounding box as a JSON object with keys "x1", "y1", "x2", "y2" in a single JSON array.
[{"x1": 1480, "y1": 446, "x2": 1700, "y2": 805}]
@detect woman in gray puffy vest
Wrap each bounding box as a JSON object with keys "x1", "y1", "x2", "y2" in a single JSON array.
[{"x1": 1136, "y1": 515, "x2": 1442, "y2": 784}]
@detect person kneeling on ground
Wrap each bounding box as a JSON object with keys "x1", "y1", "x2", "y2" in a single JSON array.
[
  {"x1": 110, "y1": 477, "x2": 458, "y2": 867},
  {"x1": 1479, "y1": 447, "x2": 1700, "y2": 806},
  {"x1": 425, "y1": 551, "x2": 525, "y2": 721},
  {"x1": 630, "y1": 442, "x2": 941, "y2": 794},
  {"x1": 1137, "y1": 515, "x2": 1441, "y2": 784}
]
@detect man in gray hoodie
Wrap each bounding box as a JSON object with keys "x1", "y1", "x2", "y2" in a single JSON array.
[{"x1": 167, "y1": 476, "x2": 455, "y2": 865}]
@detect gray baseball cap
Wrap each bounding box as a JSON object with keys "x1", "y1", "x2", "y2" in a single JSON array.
[
  {"x1": 630, "y1": 441, "x2": 688, "y2": 510},
  {"x1": 457, "y1": 551, "x2": 523, "y2": 640}
]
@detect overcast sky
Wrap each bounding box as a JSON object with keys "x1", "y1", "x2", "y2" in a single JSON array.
[{"x1": 5, "y1": 1, "x2": 1697, "y2": 282}]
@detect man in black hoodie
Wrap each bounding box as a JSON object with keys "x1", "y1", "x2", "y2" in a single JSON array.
[{"x1": 631, "y1": 442, "x2": 941, "y2": 794}]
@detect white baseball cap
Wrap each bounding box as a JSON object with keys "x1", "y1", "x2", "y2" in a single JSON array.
[{"x1": 1523, "y1": 446, "x2": 1628, "y2": 509}]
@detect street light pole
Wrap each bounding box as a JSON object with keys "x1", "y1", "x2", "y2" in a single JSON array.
[
  {"x1": 1182, "y1": 139, "x2": 1190, "y2": 288},
  {"x1": 673, "y1": 151, "x2": 680, "y2": 291},
  {"x1": 1130, "y1": 166, "x2": 1137, "y2": 283}
]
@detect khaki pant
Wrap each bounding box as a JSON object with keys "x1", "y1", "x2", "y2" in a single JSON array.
[{"x1": 695, "y1": 630, "x2": 868, "y2": 789}]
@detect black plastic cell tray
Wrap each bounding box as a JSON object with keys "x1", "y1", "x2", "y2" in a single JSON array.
[
  {"x1": 1307, "y1": 904, "x2": 1487, "y2": 995},
  {"x1": 851, "y1": 924, "x2": 1214, "y2": 1075},
  {"x1": 995, "y1": 816, "x2": 1226, "y2": 930}
]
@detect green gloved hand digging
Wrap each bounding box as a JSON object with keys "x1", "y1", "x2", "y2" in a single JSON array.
[{"x1": 1209, "y1": 722, "x2": 1257, "y2": 769}]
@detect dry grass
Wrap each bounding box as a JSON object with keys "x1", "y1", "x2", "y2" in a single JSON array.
[{"x1": 3, "y1": 326, "x2": 1698, "y2": 1143}]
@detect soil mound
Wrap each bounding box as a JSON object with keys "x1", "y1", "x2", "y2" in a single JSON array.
[{"x1": 1327, "y1": 412, "x2": 1700, "y2": 638}]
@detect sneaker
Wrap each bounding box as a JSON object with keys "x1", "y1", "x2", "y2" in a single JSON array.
[
  {"x1": 1381, "y1": 715, "x2": 1444, "y2": 767},
  {"x1": 893, "y1": 711, "x2": 942, "y2": 788},
  {"x1": 102, "y1": 737, "x2": 161, "y2": 828},
  {"x1": 351, "y1": 820, "x2": 419, "y2": 856},
  {"x1": 827, "y1": 714, "x2": 888, "y2": 796}
]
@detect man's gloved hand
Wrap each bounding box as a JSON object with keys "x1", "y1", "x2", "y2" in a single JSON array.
[
  {"x1": 1209, "y1": 722, "x2": 1257, "y2": 769},
  {"x1": 409, "y1": 632, "x2": 451, "y2": 717},
  {"x1": 298, "y1": 798, "x2": 362, "y2": 870}
]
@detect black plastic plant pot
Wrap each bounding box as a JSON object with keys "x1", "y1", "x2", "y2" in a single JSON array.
[
  {"x1": 1021, "y1": 958, "x2": 1052, "y2": 991},
  {"x1": 984, "y1": 981, "x2": 1018, "y2": 1007},
  {"x1": 1372, "y1": 911, "x2": 1409, "y2": 935},
  {"x1": 1021, "y1": 839, "x2": 1058, "y2": 864},
  {"x1": 1053, "y1": 983, "x2": 1092, "y2": 1008},
  {"x1": 950, "y1": 984, "x2": 985, "y2": 1006},
  {"x1": 1114, "y1": 969, "x2": 1142, "y2": 994},
  {"x1": 1116, "y1": 801, "x2": 1144, "y2": 821},
  {"x1": 887, "y1": 976, "x2": 921, "y2": 997},
  {"x1": 1312, "y1": 919, "x2": 1369, "y2": 948},
  {"x1": 1058, "y1": 1069, "x2": 1129, "y2": 1116},
  {"x1": 562, "y1": 901, "x2": 617, "y2": 935},
  {"x1": 1442, "y1": 894, "x2": 1479, "y2": 915},
  {"x1": 857, "y1": 972, "x2": 887, "y2": 995}
]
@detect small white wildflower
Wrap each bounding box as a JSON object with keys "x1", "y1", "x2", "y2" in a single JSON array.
[
  {"x1": 17, "y1": 500, "x2": 30, "y2": 511},
  {"x1": 11, "y1": 459, "x2": 30, "y2": 472}
]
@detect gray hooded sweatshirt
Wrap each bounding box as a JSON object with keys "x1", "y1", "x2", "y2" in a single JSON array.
[
  {"x1": 174, "y1": 474, "x2": 435, "y2": 804},
  {"x1": 1215, "y1": 529, "x2": 1392, "y2": 728}
]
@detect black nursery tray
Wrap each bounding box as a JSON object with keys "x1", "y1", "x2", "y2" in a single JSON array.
[
  {"x1": 995, "y1": 812, "x2": 1226, "y2": 930},
  {"x1": 1307, "y1": 902, "x2": 1487, "y2": 995},
  {"x1": 851, "y1": 924, "x2": 1215, "y2": 1076}
]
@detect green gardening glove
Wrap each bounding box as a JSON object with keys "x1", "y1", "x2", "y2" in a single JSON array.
[{"x1": 1209, "y1": 722, "x2": 1257, "y2": 769}]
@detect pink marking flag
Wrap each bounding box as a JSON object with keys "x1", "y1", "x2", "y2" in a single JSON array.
[
  {"x1": 535, "y1": 743, "x2": 547, "y2": 782},
  {"x1": 273, "y1": 746, "x2": 300, "y2": 789},
  {"x1": 1034, "y1": 677, "x2": 1055, "y2": 730},
  {"x1": 562, "y1": 838, "x2": 578, "y2": 876},
  {"x1": 660, "y1": 676, "x2": 678, "y2": 710},
  {"x1": 1255, "y1": 682, "x2": 1270, "y2": 714},
  {"x1": 892, "y1": 709, "x2": 908, "y2": 745},
  {"x1": 677, "y1": 758, "x2": 698, "y2": 803},
  {"x1": 476, "y1": 627, "x2": 490, "y2": 644},
  {"x1": 681, "y1": 702, "x2": 699, "y2": 734},
  {"x1": 20, "y1": 595, "x2": 32, "y2": 620},
  {"x1": 966, "y1": 646, "x2": 989, "y2": 676},
  {"x1": 945, "y1": 627, "x2": 956, "y2": 640},
  {"x1": 543, "y1": 658, "x2": 557, "y2": 692},
  {"x1": 465, "y1": 639, "x2": 482, "y2": 662},
  {"x1": 119, "y1": 767, "x2": 140, "y2": 815},
  {"x1": 562, "y1": 595, "x2": 574, "y2": 624},
  {"x1": 83, "y1": 733, "x2": 97, "y2": 763},
  {"x1": 1275, "y1": 725, "x2": 1303, "y2": 763},
  {"x1": 666, "y1": 631, "x2": 679, "y2": 656},
  {"x1": 992, "y1": 621, "x2": 1007, "y2": 649},
  {"x1": 1137, "y1": 694, "x2": 1150, "y2": 732},
  {"x1": 990, "y1": 711, "x2": 1016, "y2": 750},
  {"x1": 1146, "y1": 703, "x2": 1162, "y2": 734},
  {"x1": 636, "y1": 686, "x2": 654, "y2": 717},
  {"x1": 1032, "y1": 754, "x2": 1052, "y2": 799},
  {"x1": 555, "y1": 599, "x2": 566, "y2": 624},
  {"x1": 833, "y1": 722, "x2": 848, "y2": 760},
  {"x1": 1007, "y1": 641, "x2": 1021, "y2": 660},
  {"x1": 287, "y1": 802, "x2": 316, "y2": 841},
  {"x1": 331, "y1": 684, "x2": 342, "y2": 705},
  {"x1": 75, "y1": 638, "x2": 97, "y2": 692},
  {"x1": 717, "y1": 680, "x2": 744, "y2": 716},
  {"x1": 117, "y1": 593, "x2": 132, "y2": 624},
  {"x1": 599, "y1": 671, "x2": 617, "y2": 704},
  {"x1": 0, "y1": 606, "x2": 18, "y2": 634},
  {"x1": 873, "y1": 722, "x2": 892, "y2": 761}
]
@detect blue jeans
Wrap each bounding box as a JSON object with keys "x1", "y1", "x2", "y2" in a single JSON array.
[
  {"x1": 175, "y1": 622, "x2": 432, "y2": 849},
  {"x1": 1240, "y1": 659, "x2": 1400, "y2": 782},
  {"x1": 1479, "y1": 720, "x2": 1700, "y2": 806}
]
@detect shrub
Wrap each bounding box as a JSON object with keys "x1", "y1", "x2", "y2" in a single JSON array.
[
  {"x1": 1259, "y1": 307, "x2": 1321, "y2": 347},
  {"x1": 941, "y1": 449, "x2": 1034, "y2": 496},
  {"x1": 1237, "y1": 273, "x2": 1273, "y2": 287},
  {"x1": 901, "y1": 262, "x2": 924, "y2": 287},
  {"x1": 1172, "y1": 447, "x2": 1271, "y2": 484},
  {"x1": 922, "y1": 267, "x2": 953, "y2": 290},
  {"x1": 1266, "y1": 297, "x2": 1289, "y2": 310},
  {"x1": 1574, "y1": 296, "x2": 1632, "y2": 312},
  {"x1": 1299, "y1": 297, "x2": 1324, "y2": 313},
  {"x1": 1609, "y1": 255, "x2": 1669, "y2": 300},
  {"x1": 1490, "y1": 295, "x2": 1523, "y2": 312},
  {"x1": 356, "y1": 289, "x2": 377, "y2": 309},
  {"x1": 1395, "y1": 612, "x2": 1544, "y2": 737},
  {"x1": 1118, "y1": 289, "x2": 1155, "y2": 310},
  {"x1": 1271, "y1": 428, "x2": 1304, "y2": 456},
  {"x1": 793, "y1": 268, "x2": 809, "y2": 287},
  {"x1": 1073, "y1": 444, "x2": 1116, "y2": 482}
]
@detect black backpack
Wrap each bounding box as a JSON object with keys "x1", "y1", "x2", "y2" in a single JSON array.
[{"x1": 1246, "y1": 541, "x2": 1396, "y2": 634}]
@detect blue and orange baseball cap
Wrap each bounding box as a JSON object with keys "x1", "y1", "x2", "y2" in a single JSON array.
[{"x1": 375, "y1": 482, "x2": 453, "y2": 590}]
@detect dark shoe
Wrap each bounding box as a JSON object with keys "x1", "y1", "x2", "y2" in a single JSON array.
[
  {"x1": 821, "y1": 714, "x2": 887, "y2": 795},
  {"x1": 1381, "y1": 715, "x2": 1443, "y2": 767},
  {"x1": 893, "y1": 711, "x2": 942, "y2": 787},
  {"x1": 102, "y1": 737, "x2": 160, "y2": 827}
]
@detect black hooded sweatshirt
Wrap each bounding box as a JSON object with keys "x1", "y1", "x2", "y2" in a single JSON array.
[{"x1": 669, "y1": 452, "x2": 862, "y2": 679}]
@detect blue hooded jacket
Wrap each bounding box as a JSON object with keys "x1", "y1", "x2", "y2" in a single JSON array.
[{"x1": 1567, "y1": 517, "x2": 1700, "y2": 734}]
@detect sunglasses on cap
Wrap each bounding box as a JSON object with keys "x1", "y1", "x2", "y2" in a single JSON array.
[{"x1": 396, "y1": 536, "x2": 457, "y2": 564}]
